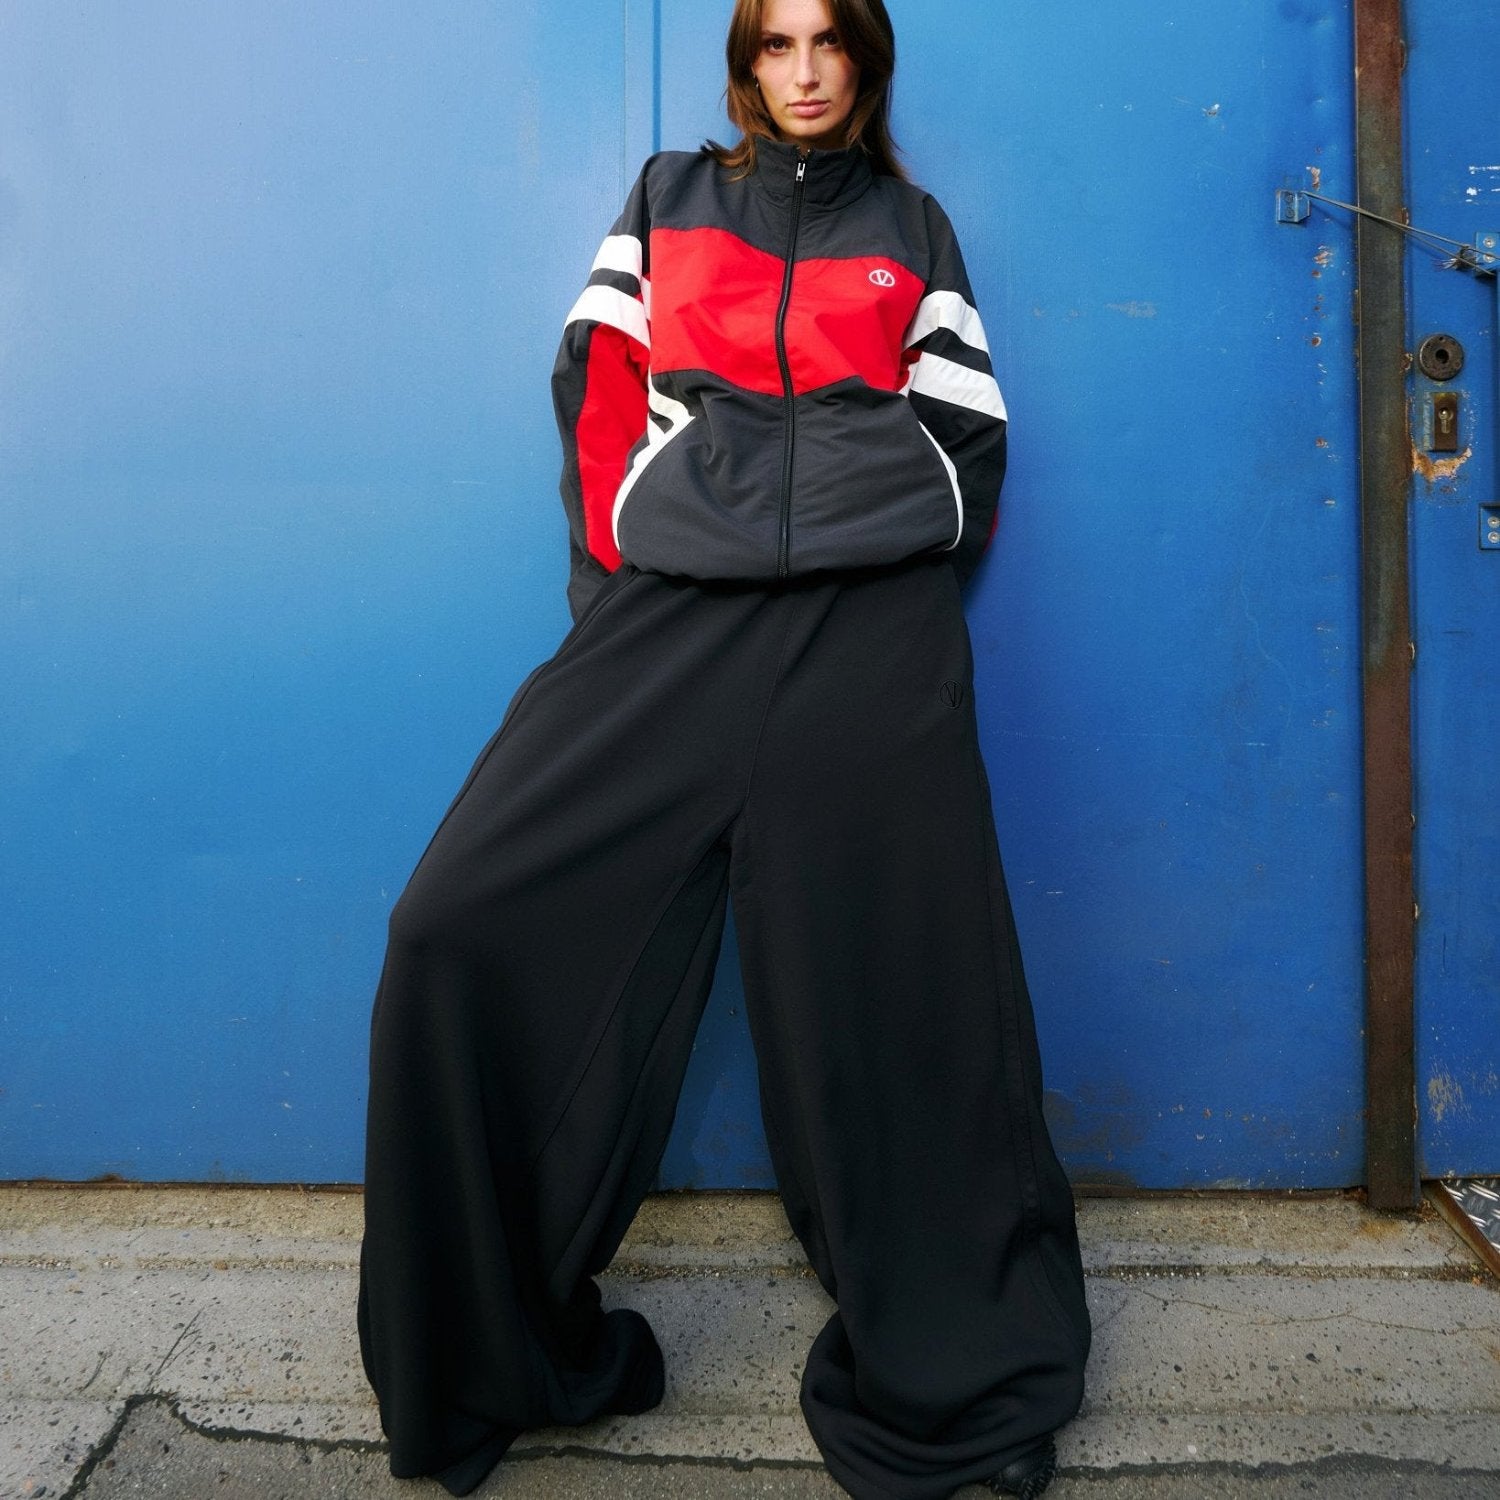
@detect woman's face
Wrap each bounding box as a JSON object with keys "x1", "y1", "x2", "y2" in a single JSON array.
[{"x1": 751, "y1": 0, "x2": 861, "y2": 151}]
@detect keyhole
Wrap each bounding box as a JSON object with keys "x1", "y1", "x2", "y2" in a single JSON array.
[{"x1": 1431, "y1": 392, "x2": 1460, "y2": 452}]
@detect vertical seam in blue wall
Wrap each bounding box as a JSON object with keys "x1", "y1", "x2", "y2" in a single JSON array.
[
  {"x1": 620, "y1": 0, "x2": 628, "y2": 194},
  {"x1": 652, "y1": 0, "x2": 662, "y2": 154},
  {"x1": 622, "y1": 0, "x2": 661, "y2": 184}
]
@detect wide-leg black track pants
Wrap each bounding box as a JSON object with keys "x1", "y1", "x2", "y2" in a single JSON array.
[{"x1": 356, "y1": 556, "x2": 1091, "y2": 1500}]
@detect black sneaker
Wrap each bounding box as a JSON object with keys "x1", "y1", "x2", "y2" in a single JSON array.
[
  {"x1": 984, "y1": 1433, "x2": 1057, "y2": 1498},
  {"x1": 606, "y1": 1327, "x2": 665, "y2": 1415}
]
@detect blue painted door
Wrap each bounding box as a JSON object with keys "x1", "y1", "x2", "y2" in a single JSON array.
[
  {"x1": 1, "y1": 2, "x2": 1371, "y2": 1187},
  {"x1": 659, "y1": 0, "x2": 1367, "y2": 1188},
  {"x1": 1405, "y1": 10, "x2": 1500, "y2": 1175}
]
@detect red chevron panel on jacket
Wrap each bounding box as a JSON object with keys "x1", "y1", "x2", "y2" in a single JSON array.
[
  {"x1": 649, "y1": 226, "x2": 924, "y2": 397},
  {"x1": 576, "y1": 322, "x2": 647, "y2": 569}
]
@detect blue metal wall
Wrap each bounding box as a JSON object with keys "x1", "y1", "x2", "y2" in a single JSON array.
[
  {"x1": 910, "y1": 2, "x2": 1365, "y2": 1185},
  {"x1": 1405, "y1": 8, "x2": 1500, "y2": 1175},
  {"x1": 0, "y1": 2, "x2": 613, "y2": 1179},
  {"x1": 3, "y1": 2, "x2": 1374, "y2": 1186}
]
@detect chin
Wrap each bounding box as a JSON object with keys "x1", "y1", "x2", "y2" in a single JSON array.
[{"x1": 781, "y1": 119, "x2": 849, "y2": 148}]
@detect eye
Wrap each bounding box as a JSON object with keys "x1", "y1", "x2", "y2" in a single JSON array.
[
  {"x1": 760, "y1": 34, "x2": 789, "y2": 53},
  {"x1": 818, "y1": 30, "x2": 842, "y2": 49}
]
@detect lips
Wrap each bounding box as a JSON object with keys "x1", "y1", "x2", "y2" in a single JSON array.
[{"x1": 788, "y1": 101, "x2": 829, "y2": 116}]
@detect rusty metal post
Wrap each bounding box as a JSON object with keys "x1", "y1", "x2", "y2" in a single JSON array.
[{"x1": 1353, "y1": 0, "x2": 1417, "y2": 1209}]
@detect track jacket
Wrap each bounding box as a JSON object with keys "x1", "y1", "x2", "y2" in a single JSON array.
[{"x1": 551, "y1": 136, "x2": 1008, "y2": 621}]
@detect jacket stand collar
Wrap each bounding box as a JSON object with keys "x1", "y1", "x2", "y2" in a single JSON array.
[{"x1": 751, "y1": 137, "x2": 874, "y2": 209}]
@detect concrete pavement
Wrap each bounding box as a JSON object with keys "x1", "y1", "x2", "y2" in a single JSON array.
[{"x1": 2, "y1": 1186, "x2": 1497, "y2": 1498}]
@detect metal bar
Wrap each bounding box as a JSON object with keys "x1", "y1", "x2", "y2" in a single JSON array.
[
  {"x1": 1425, "y1": 1180, "x2": 1500, "y2": 1279},
  {"x1": 1353, "y1": 0, "x2": 1417, "y2": 1210}
]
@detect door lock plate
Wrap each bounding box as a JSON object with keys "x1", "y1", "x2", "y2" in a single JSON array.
[
  {"x1": 1482, "y1": 505, "x2": 1500, "y2": 551},
  {"x1": 1428, "y1": 391, "x2": 1460, "y2": 453}
]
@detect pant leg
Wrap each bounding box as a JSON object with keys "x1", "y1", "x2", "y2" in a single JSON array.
[
  {"x1": 728, "y1": 559, "x2": 1091, "y2": 1500},
  {"x1": 356, "y1": 566, "x2": 790, "y2": 1493}
]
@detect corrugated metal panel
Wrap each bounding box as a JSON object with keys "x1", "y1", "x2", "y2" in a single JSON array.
[
  {"x1": 656, "y1": 1, "x2": 1365, "y2": 1187},
  {"x1": 1, "y1": 1, "x2": 1378, "y2": 1187},
  {"x1": 0, "y1": 1, "x2": 628, "y2": 1179},
  {"x1": 1406, "y1": 5, "x2": 1500, "y2": 1178}
]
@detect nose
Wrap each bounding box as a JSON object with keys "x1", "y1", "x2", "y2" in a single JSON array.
[{"x1": 793, "y1": 43, "x2": 820, "y2": 89}]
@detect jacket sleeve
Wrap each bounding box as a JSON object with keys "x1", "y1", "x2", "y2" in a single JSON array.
[
  {"x1": 899, "y1": 196, "x2": 1008, "y2": 587},
  {"x1": 550, "y1": 160, "x2": 654, "y2": 622}
]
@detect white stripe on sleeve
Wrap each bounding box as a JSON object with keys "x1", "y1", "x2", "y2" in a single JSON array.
[
  {"x1": 904, "y1": 351, "x2": 1008, "y2": 421},
  {"x1": 901, "y1": 290, "x2": 991, "y2": 355},
  {"x1": 563, "y1": 283, "x2": 650, "y2": 350},
  {"x1": 591, "y1": 233, "x2": 644, "y2": 282}
]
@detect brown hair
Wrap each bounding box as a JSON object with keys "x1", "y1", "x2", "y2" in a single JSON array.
[{"x1": 702, "y1": 0, "x2": 908, "y2": 182}]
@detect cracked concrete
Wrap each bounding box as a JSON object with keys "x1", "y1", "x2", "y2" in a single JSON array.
[
  {"x1": 58, "y1": 1397, "x2": 1500, "y2": 1498},
  {"x1": 1, "y1": 1187, "x2": 1497, "y2": 1498}
]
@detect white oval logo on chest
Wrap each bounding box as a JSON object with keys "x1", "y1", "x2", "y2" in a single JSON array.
[{"x1": 868, "y1": 268, "x2": 896, "y2": 288}]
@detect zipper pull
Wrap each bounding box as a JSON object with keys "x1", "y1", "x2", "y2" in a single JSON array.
[{"x1": 796, "y1": 158, "x2": 806, "y2": 184}]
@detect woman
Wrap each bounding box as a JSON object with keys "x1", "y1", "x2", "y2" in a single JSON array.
[{"x1": 356, "y1": 2, "x2": 1091, "y2": 1496}]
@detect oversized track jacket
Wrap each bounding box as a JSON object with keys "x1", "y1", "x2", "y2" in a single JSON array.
[{"x1": 551, "y1": 136, "x2": 1008, "y2": 621}]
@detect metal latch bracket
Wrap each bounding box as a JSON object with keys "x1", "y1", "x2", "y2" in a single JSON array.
[{"x1": 1481, "y1": 504, "x2": 1500, "y2": 552}]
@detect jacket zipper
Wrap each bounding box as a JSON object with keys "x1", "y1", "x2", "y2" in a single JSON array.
[{"x1": 773, "y1": 152, "x2": 808, "y2": 580}]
